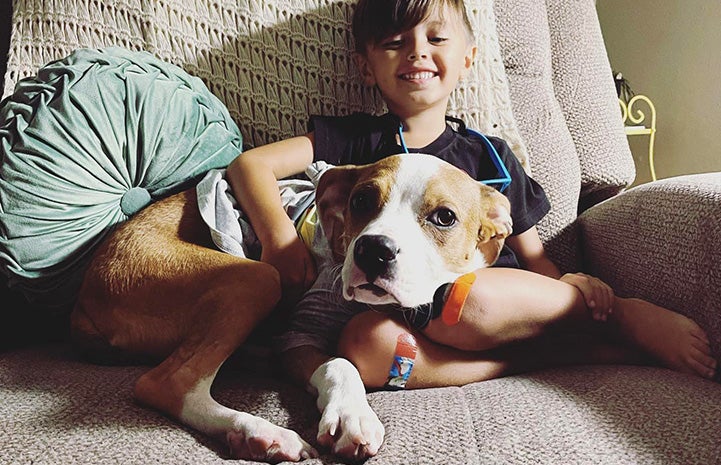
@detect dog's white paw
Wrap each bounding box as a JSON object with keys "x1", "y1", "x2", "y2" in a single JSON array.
[
  {"x1": 226, "y1": 415, "x2": 317, "y2": 462},
  {"x1": 310, "y1": 357, "x2": 386, "y2": 460},
  {"x1": 317, "y1": 400, "x2": 385, "y2": 460}
]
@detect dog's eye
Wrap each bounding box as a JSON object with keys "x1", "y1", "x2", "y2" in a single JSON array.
[
  {"x1": 350, "y1": 191, "x2": 372, "y2": 213},
  {"x1": 428, "y1": 208, "x2": 457, "y2": 227}
]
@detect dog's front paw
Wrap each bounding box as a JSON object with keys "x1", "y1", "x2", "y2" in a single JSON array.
[
  {"x1": 227, "y1": 414, "x2": 317, "y2": 462},
  {"x1": 317, "y1": 400, "x2": 385, "y2": 460},
  {"x1": 310, "y1": 357, "x2": 385, "y2": 460}
]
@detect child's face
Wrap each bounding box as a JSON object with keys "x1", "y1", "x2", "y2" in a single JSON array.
[{"x1": 355, "y1": 4, "x2": 476, "y2": 118}]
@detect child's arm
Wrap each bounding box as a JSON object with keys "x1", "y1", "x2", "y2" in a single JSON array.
[
  {"x1": 504, "y1": 226, "x2": 562, "y2": 278},
  {"x1": 419, "y1": 225, "x2": 615, "y2": 350},
  {"x1": 225, "y1": 134, "x2": 317, "y2": 303},
  {"x1": 506, "y1": 226, "x2": 614, "y2": 320}
]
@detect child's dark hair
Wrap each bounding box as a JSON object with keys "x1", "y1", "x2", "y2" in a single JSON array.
[{"x1": 352, "y1": 0, "x2": 474, "y2": 54}]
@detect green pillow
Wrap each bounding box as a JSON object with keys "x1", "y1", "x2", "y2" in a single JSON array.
[{"x1": 0, "y1": 47, "x2": 242, "y2": 313}]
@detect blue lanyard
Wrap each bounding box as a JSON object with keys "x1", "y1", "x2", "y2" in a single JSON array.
[{"x1": 397, "y1": 124, "x2": 512, "y2": 192}]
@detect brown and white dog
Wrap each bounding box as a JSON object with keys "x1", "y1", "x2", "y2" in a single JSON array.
[
  {"x1": 295, "y1": 154, "x2": 512, "y2": 459},
  {"x1": 70, "y1": 153, "x2": 511, "y2": 462}
]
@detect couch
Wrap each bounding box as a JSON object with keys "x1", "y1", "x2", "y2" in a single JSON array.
[{"x1": 2, "y1": 0, "x2": 720, "y2": 464}]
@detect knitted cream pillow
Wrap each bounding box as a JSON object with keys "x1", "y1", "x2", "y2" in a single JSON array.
[{"x1": 3, "y1": 0, "x2": 529, "y2": 170}]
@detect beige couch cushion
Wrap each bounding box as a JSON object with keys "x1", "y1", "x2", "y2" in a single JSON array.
[
  {"x1": 4, "y1": 345, "x2": 721, "y2": 464},
  {"x1": 546, "y1": 0, "x2": 635, "y2": 206},
  {"x1": 494, "y1": 0, "x2": 582, "y2": 271},
  {"x1": 579, "y1": 172, "x2": 721, "y2": 361}
]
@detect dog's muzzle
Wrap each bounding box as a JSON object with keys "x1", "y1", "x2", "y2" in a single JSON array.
[{"x1": 353, "y1": 234, "x2": 400, "y2": 282}]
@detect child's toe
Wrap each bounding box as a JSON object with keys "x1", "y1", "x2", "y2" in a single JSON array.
[{"x1": 689, "y1": 351, "x2": 717, "y2": 378}]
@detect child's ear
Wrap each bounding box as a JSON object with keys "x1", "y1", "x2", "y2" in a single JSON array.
[
  {"x1": 461, "y1": 45, "x2": 477, "y2": 78},
  {"x1": 353, "y1": 52, "x2": 376, "y2": 86}
]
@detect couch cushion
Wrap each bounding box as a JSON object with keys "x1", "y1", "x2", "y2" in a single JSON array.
[
  {"x1": 3, "y1": 345, "x2": 720, "y2": 464},
  {"x1": 466, "y1": 365, "x2": 721, "y2": 464},
  {"x1": 493, "y1": 0, "x2": 581, "y2": 271},
  {"x1": 546, "y1": 0, "x2": 636, "y2": 207},
  {"x1": 579, "y1": 172, "x2": 721, "y2": 363}
]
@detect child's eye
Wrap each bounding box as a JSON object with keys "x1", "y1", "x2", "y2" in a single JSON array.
[
  {"x1": 381, "y1": 39, "x2": 403, "y2": 49},
  {"x1": 429, "y1": 37, "x2": 448, "y2": 44}
]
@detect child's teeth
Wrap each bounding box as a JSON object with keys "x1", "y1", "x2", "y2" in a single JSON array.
[{"x1": 404, "y1": 72, "x2": 433, "y2": 80}]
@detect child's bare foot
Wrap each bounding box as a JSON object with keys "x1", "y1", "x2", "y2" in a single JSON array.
[{"x1": 611, "y1": 297, "x2": 717, "y2": 379}]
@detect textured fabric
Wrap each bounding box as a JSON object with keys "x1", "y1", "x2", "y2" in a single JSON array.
[
  {"x1": 276, "y1": 265, "x2": 365, "y2": 355},
  {"x1": 546, "y1": 0, "x2": 636, "y2": 203},
  {"x1": 3, "y1": 346, "x2": 721, "y2": 465},
  {"x1": 2, "y1": 0, "x2": 530, "y2": 172},
  {"x1": 467, "y1": 366, "x2": 721, "y2": 464},
  {"x1": 493, "y1": 0, "x2": 581, "y2": 272},
  {"x1": 579, "y1": 172, "x2": 721, "y2": 363},
  {"x1": 0, "y1": 47, "x2": 242, "y2": 310}
]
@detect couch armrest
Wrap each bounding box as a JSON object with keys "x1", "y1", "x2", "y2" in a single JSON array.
[{"x1": 578, "y1": 173, "x2": 721, "y2": 355}]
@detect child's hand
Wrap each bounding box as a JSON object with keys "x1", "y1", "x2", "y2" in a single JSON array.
[
  {"x1": 262, "y1": 233, "x2": 318, "y2": 306},
  {"x1": 560, "y1": 273, "x2": 615, "y2": 321}
]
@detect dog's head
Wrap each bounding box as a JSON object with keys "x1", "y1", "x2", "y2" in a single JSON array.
[{"x1": 315, "y1": 154, "x2": 512, "y2": 308}]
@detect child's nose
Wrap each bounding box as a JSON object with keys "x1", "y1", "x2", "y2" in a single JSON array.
[
  {"x1": 407, "y1": 51, "x2": 428, "y2": 61},
  {"x1": 406, "y1": 38, "x2": 428, "y2": 61}
]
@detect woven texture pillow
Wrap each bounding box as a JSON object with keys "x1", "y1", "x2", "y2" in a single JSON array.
[
  {"x1": 2, "y1": 0, "x2": 529, "y2": 170},
  {"x1": 0, "y1": 47, "x2": 243, "y2": 310}
]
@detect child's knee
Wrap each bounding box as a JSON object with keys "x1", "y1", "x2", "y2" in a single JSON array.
[{"x1": 337, "y1": 312, "x2": 408, "y2": 388}]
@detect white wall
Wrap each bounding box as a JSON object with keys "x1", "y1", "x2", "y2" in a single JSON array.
[{"x1": 596, "y1": 0, "x2": 721, "y2": 184}]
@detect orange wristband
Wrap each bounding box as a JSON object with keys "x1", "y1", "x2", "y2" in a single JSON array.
[{"x1": 441, "y1": 272, "x2": 477, "y2": 326}]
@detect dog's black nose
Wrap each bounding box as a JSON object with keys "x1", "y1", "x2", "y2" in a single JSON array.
[{"x1": 353, "y1": 234, "x2": 400, "y2": 281}]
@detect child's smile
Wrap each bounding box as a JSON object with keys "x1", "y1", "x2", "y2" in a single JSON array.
[{"x1": 398, "y1": 69, "x2": 438, "y2": 85}]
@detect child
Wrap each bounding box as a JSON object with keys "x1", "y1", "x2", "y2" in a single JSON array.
[{"x1": 225, "y1": 0, "x2": 715, "y2": 393}]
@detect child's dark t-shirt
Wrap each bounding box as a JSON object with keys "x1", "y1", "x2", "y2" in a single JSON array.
[{"x1": 309, "y1": 112, "x2": 551, "y2": 268}]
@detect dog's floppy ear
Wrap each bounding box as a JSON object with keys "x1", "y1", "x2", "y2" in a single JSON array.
[
  {"x1": 477, "y1": 187, "x2": 513, "y2": 264},
  {"x1": 316, "y1": 165, "x2": 362, "y2": 260}
]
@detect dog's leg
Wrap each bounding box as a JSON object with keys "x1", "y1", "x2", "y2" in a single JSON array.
[
  {"x1": 72, "y1": 190, "x2": 316, "y2": 462},
  {"x1": 131, "y1": 262, "x2": 316, "y2": 462},
  {"x1": 309, "y1": 357, "x2": 385, "y2": 459},
  {"x1": 134, "y1": 300, "x2": 316, "y2": 461},
  {"x1": 284, "y1": 346, "x2": 386, "y2": 460}
]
